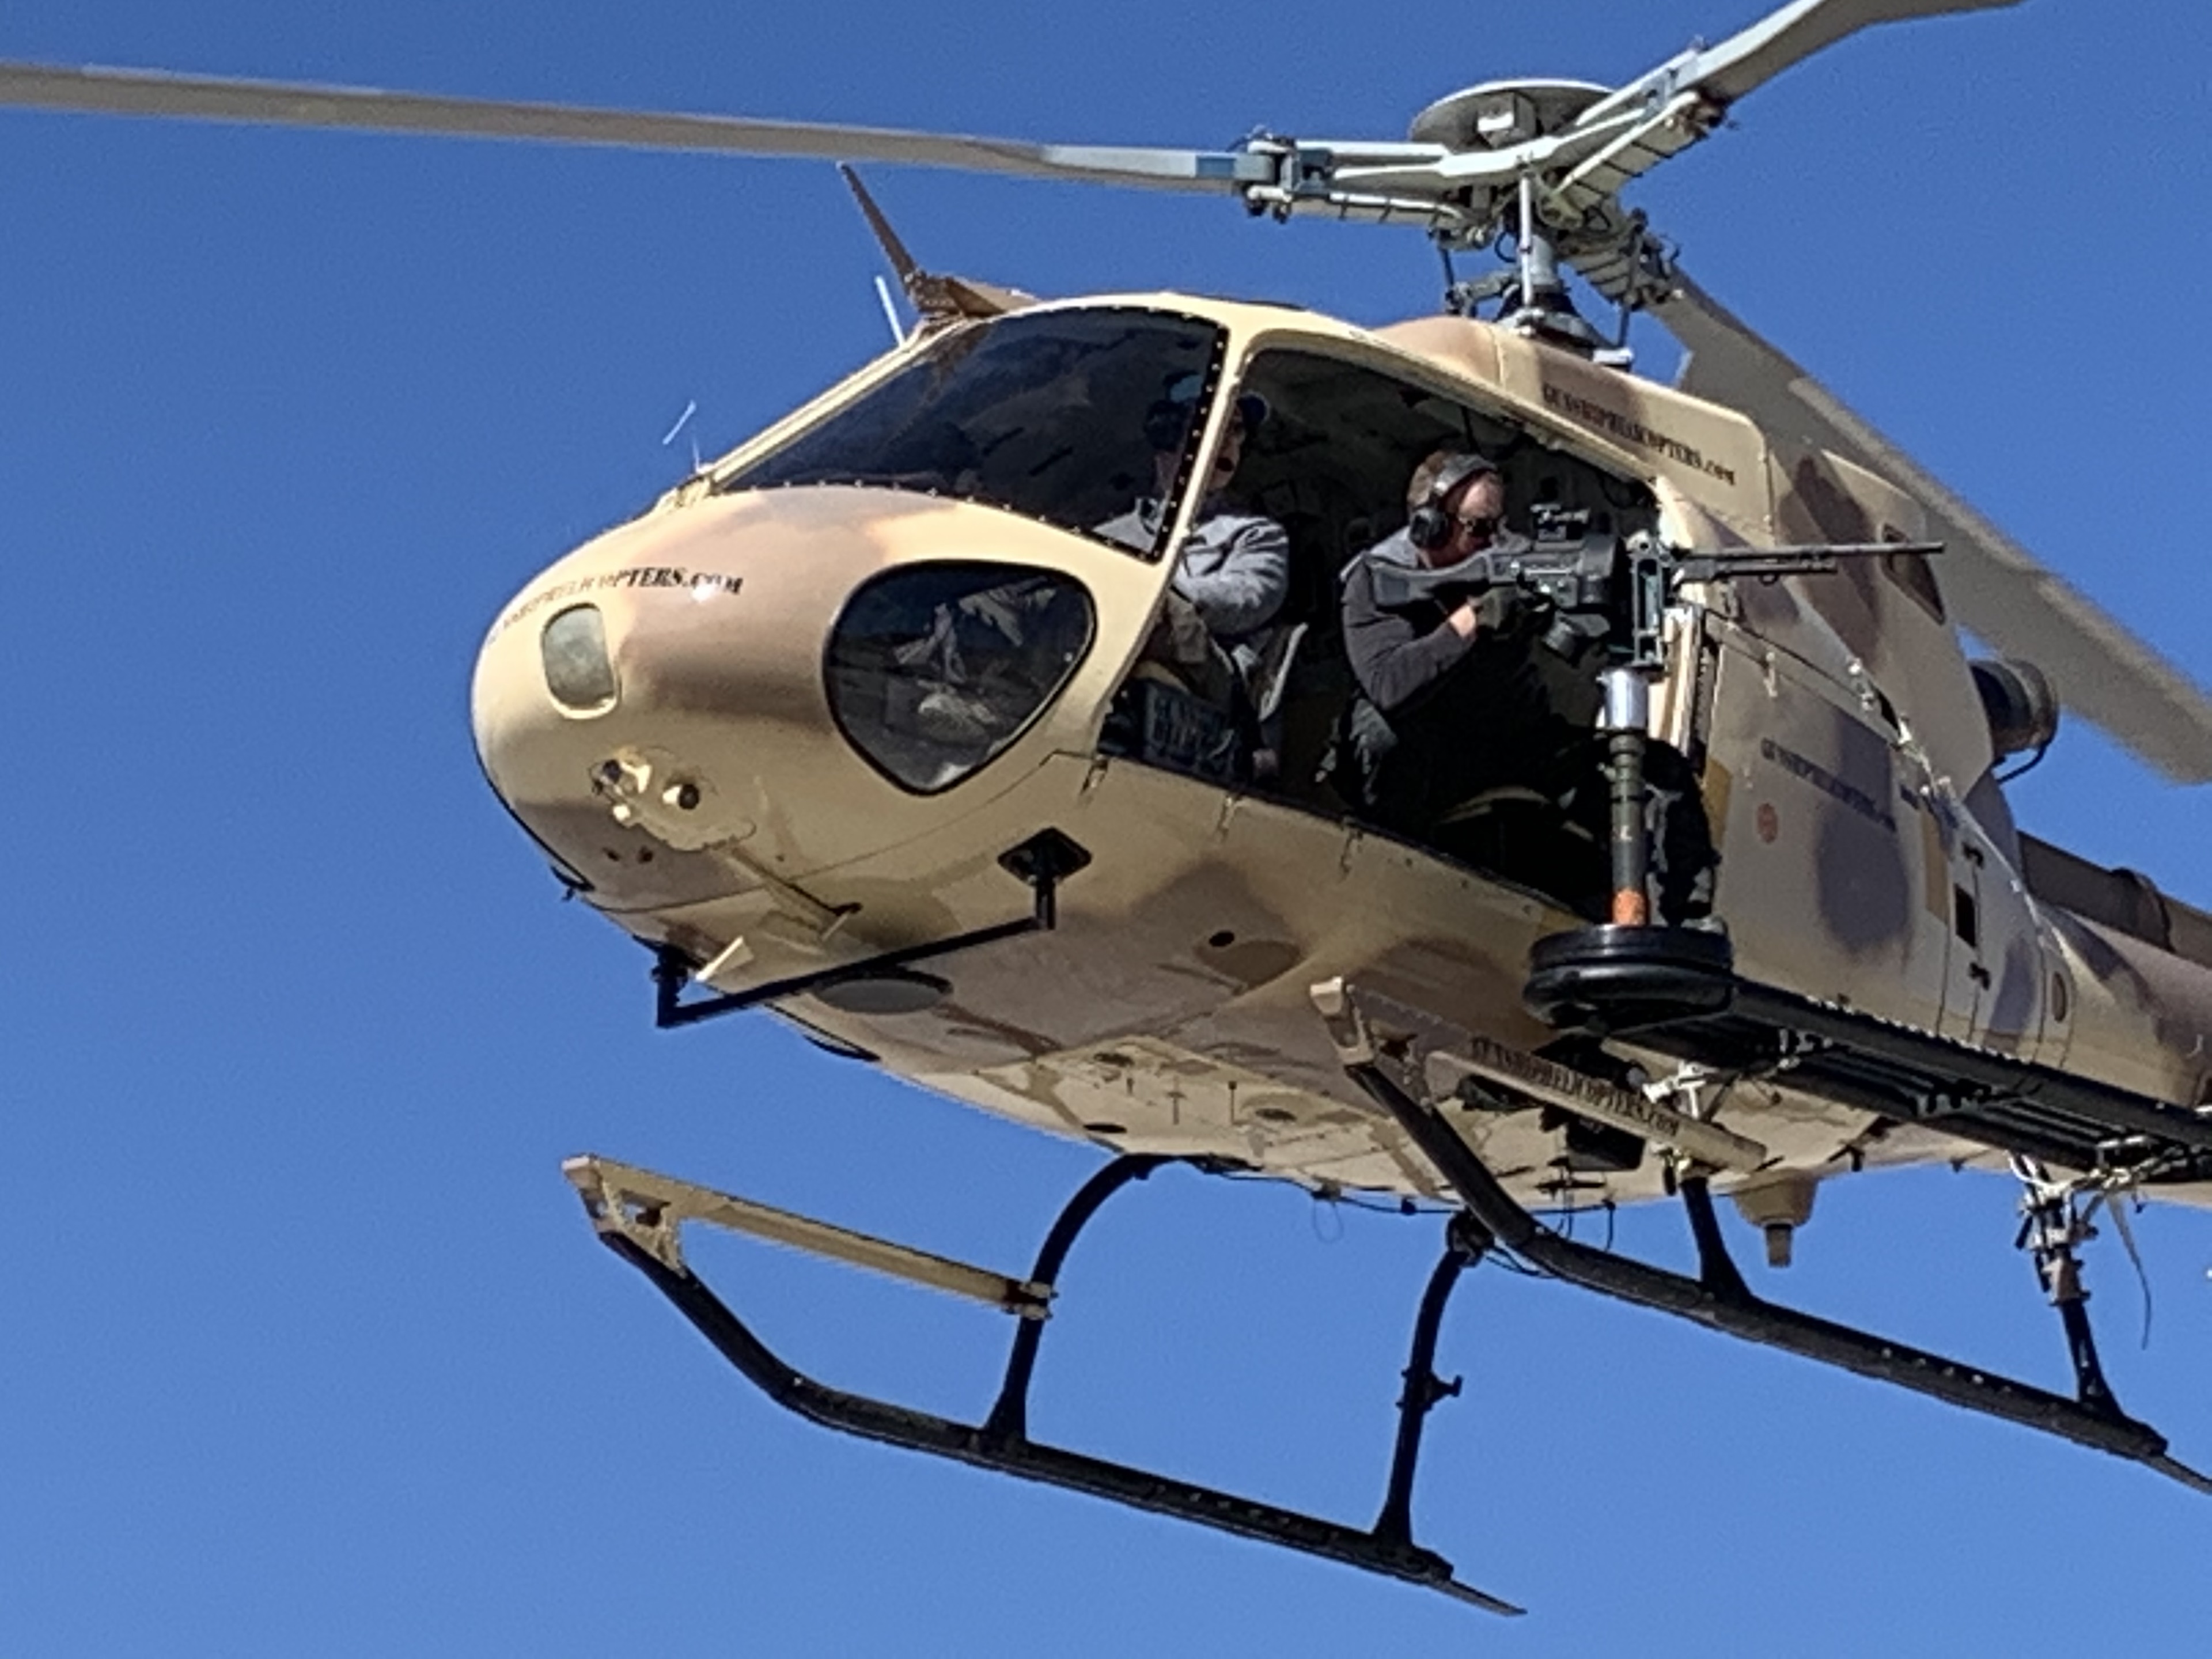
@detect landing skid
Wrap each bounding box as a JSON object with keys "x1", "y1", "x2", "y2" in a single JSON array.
[
  {"x1": 1314, "y1": 977, "x2": 2212, "y2": 1498},
  {"x1": 564, "y1": 1153, "x2": 1522, "y2": 1616}
]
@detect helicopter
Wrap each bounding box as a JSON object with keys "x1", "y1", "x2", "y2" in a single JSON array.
[{"x1": 10, "y1": 0, "x2": 2212, "y2": 1624}]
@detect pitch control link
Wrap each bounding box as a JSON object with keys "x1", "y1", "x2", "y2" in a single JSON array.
[
  {"x1": 1314, "y1": 978, "x2": 2212, "y2": 1498},
  {"x1": 564, "y1": 1152, "x2": 1521, "y2": 1615}
]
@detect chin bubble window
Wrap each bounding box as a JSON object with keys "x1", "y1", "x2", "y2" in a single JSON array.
[
  {"x1": 827, "y1": 563, "x2": 1094, "y2": 793},
  {"x1": 540, "y1": 604, "x2": 617, "y2": 713}
]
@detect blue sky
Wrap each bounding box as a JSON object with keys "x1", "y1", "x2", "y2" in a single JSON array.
[{"x1": 6, "y1": 2, "x2": 2211, "y2": 1653}]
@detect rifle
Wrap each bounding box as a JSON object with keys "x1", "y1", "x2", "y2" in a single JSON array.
[{"x1": 1366, "y1": 507, "x2": 1942, "y2": 668}]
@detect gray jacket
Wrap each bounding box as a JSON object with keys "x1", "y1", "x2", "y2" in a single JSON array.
[{"x1": 1098, "y1": 495, "x2": 1291, "y2": 649}]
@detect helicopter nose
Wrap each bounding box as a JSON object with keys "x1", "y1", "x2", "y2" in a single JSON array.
[{"x1": 470, "y1": 488, "x2": 1106, "y2": 914}]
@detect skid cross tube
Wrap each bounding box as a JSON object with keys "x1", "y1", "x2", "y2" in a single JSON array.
[
  {"x1": 578, "y1": 1154, "x2": 1521, "y2": 1615},
  {"x1": 1374, "y1": 1214, "x2": 1486, "y2": 1550},
  {"x1": 982, "y1": 1154, "x2": 1171, "y2": 1444},
  {"x1": 2018, "y1": 1181, "x2": 2124, "y2": 1418},
  {"x1": 1340, "y1": 1055, "x2": 2212, "y2": 1497}
]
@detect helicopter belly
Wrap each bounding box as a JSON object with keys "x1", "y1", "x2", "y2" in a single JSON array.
[
  {"x1": 647, "y1": 752, "x2": 1896, "y2": 1210},
  {"x1": 779, "y1": 754, "x2": 1584, "y2": 1199}
]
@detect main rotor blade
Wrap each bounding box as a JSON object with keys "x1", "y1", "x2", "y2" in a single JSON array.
[
  {"x1": 0, "y1": 60, "x2": 1272, "y2": 192},
  {"x1": 1656, "y1": 270, "x2": 2212, "y2": 785},
  {"x1": 1580, "y1": 0, "x2": 2024, "y2": 124},
  {"x1": 1539, "y1": 0, "x2": 2024, "y2": 221}
]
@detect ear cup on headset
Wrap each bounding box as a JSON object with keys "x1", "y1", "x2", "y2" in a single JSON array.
[
  {"x1": 1406, "y1": 450, "x2": 1497, "y2": 552},
  {"x1": 1407, "y1": 503, "x2": 1453, "y2": 551}
]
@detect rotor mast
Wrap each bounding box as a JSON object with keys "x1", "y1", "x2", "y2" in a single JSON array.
[{"x1": 1401, "y1": 78, "x2": 1643, "y2": 351}]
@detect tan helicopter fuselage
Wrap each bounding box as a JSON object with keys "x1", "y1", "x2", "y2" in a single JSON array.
[{"x1": 471, "y1": 294, "x2": 2212, "y2": 1218}]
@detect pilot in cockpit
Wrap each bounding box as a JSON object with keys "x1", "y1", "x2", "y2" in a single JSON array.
[
  {"x1": 1097, "y1": 374, "x2": 1290, "y2": 710},
  {"x1": 1336, "y1": 448, "x2": 1559, "y2": 835}
]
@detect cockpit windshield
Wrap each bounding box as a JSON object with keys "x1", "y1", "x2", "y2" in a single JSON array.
[{"x1": 716, "y1": 308, "x2": 1224, "y2": 558}]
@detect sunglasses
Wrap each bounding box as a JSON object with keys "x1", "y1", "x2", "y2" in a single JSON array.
[{"x1": 1450, "y1": 513, "x2": 1503, "y2": 539}]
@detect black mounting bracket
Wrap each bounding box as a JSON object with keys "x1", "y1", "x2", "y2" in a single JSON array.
[
  {"x1": 652, "y1": 828, "x2": 1089, "y2": 1031},
  {"x1": 1525, "y1": 924, "x2": 2212, "y2": 1176}
]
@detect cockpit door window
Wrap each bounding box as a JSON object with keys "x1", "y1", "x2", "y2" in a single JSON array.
[{"x1": 719, "y1": 308, "x2": 1226, "y2": 559}]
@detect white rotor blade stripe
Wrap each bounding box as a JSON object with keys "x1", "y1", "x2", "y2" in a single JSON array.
[
  {"x1": 0, "y1": 60, "x2": 1271, "y2": 191},
  {"x1": 1658, "y1": 272, "x2": 2212, "y2": 785}
]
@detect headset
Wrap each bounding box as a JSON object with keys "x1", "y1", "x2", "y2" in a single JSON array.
[
  {"x1": 1406, "y1": 451, "x2": 1500, "y2": 552},
  {"x1": 1143, "y1": 375, "x2": 1271, "y2": 456},
  {"x1": 1142, "y1": 402, "x2": 1191, "y2": 455}
]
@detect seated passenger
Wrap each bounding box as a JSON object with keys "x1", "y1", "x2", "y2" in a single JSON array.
[
  {"x1": 1097, "y1": 374, "x2": 1290, "y2": 708},
  {"x1": 1336, "y1": 449, "x2": 1563, "y2": 836}
]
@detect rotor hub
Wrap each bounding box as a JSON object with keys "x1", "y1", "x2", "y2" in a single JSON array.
[{"x1": 1407, "y1": 80, "x2": 1611, "y2": 150}]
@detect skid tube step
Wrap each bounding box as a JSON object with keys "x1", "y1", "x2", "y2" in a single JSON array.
[{"x1": 563, "y1": 1152, "x2": 1522, "y2": 1615}]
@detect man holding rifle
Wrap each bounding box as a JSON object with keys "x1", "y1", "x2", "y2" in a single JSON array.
[{"x1": 1336, "y1": 449, "x2": 1560, "y2": 836}]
